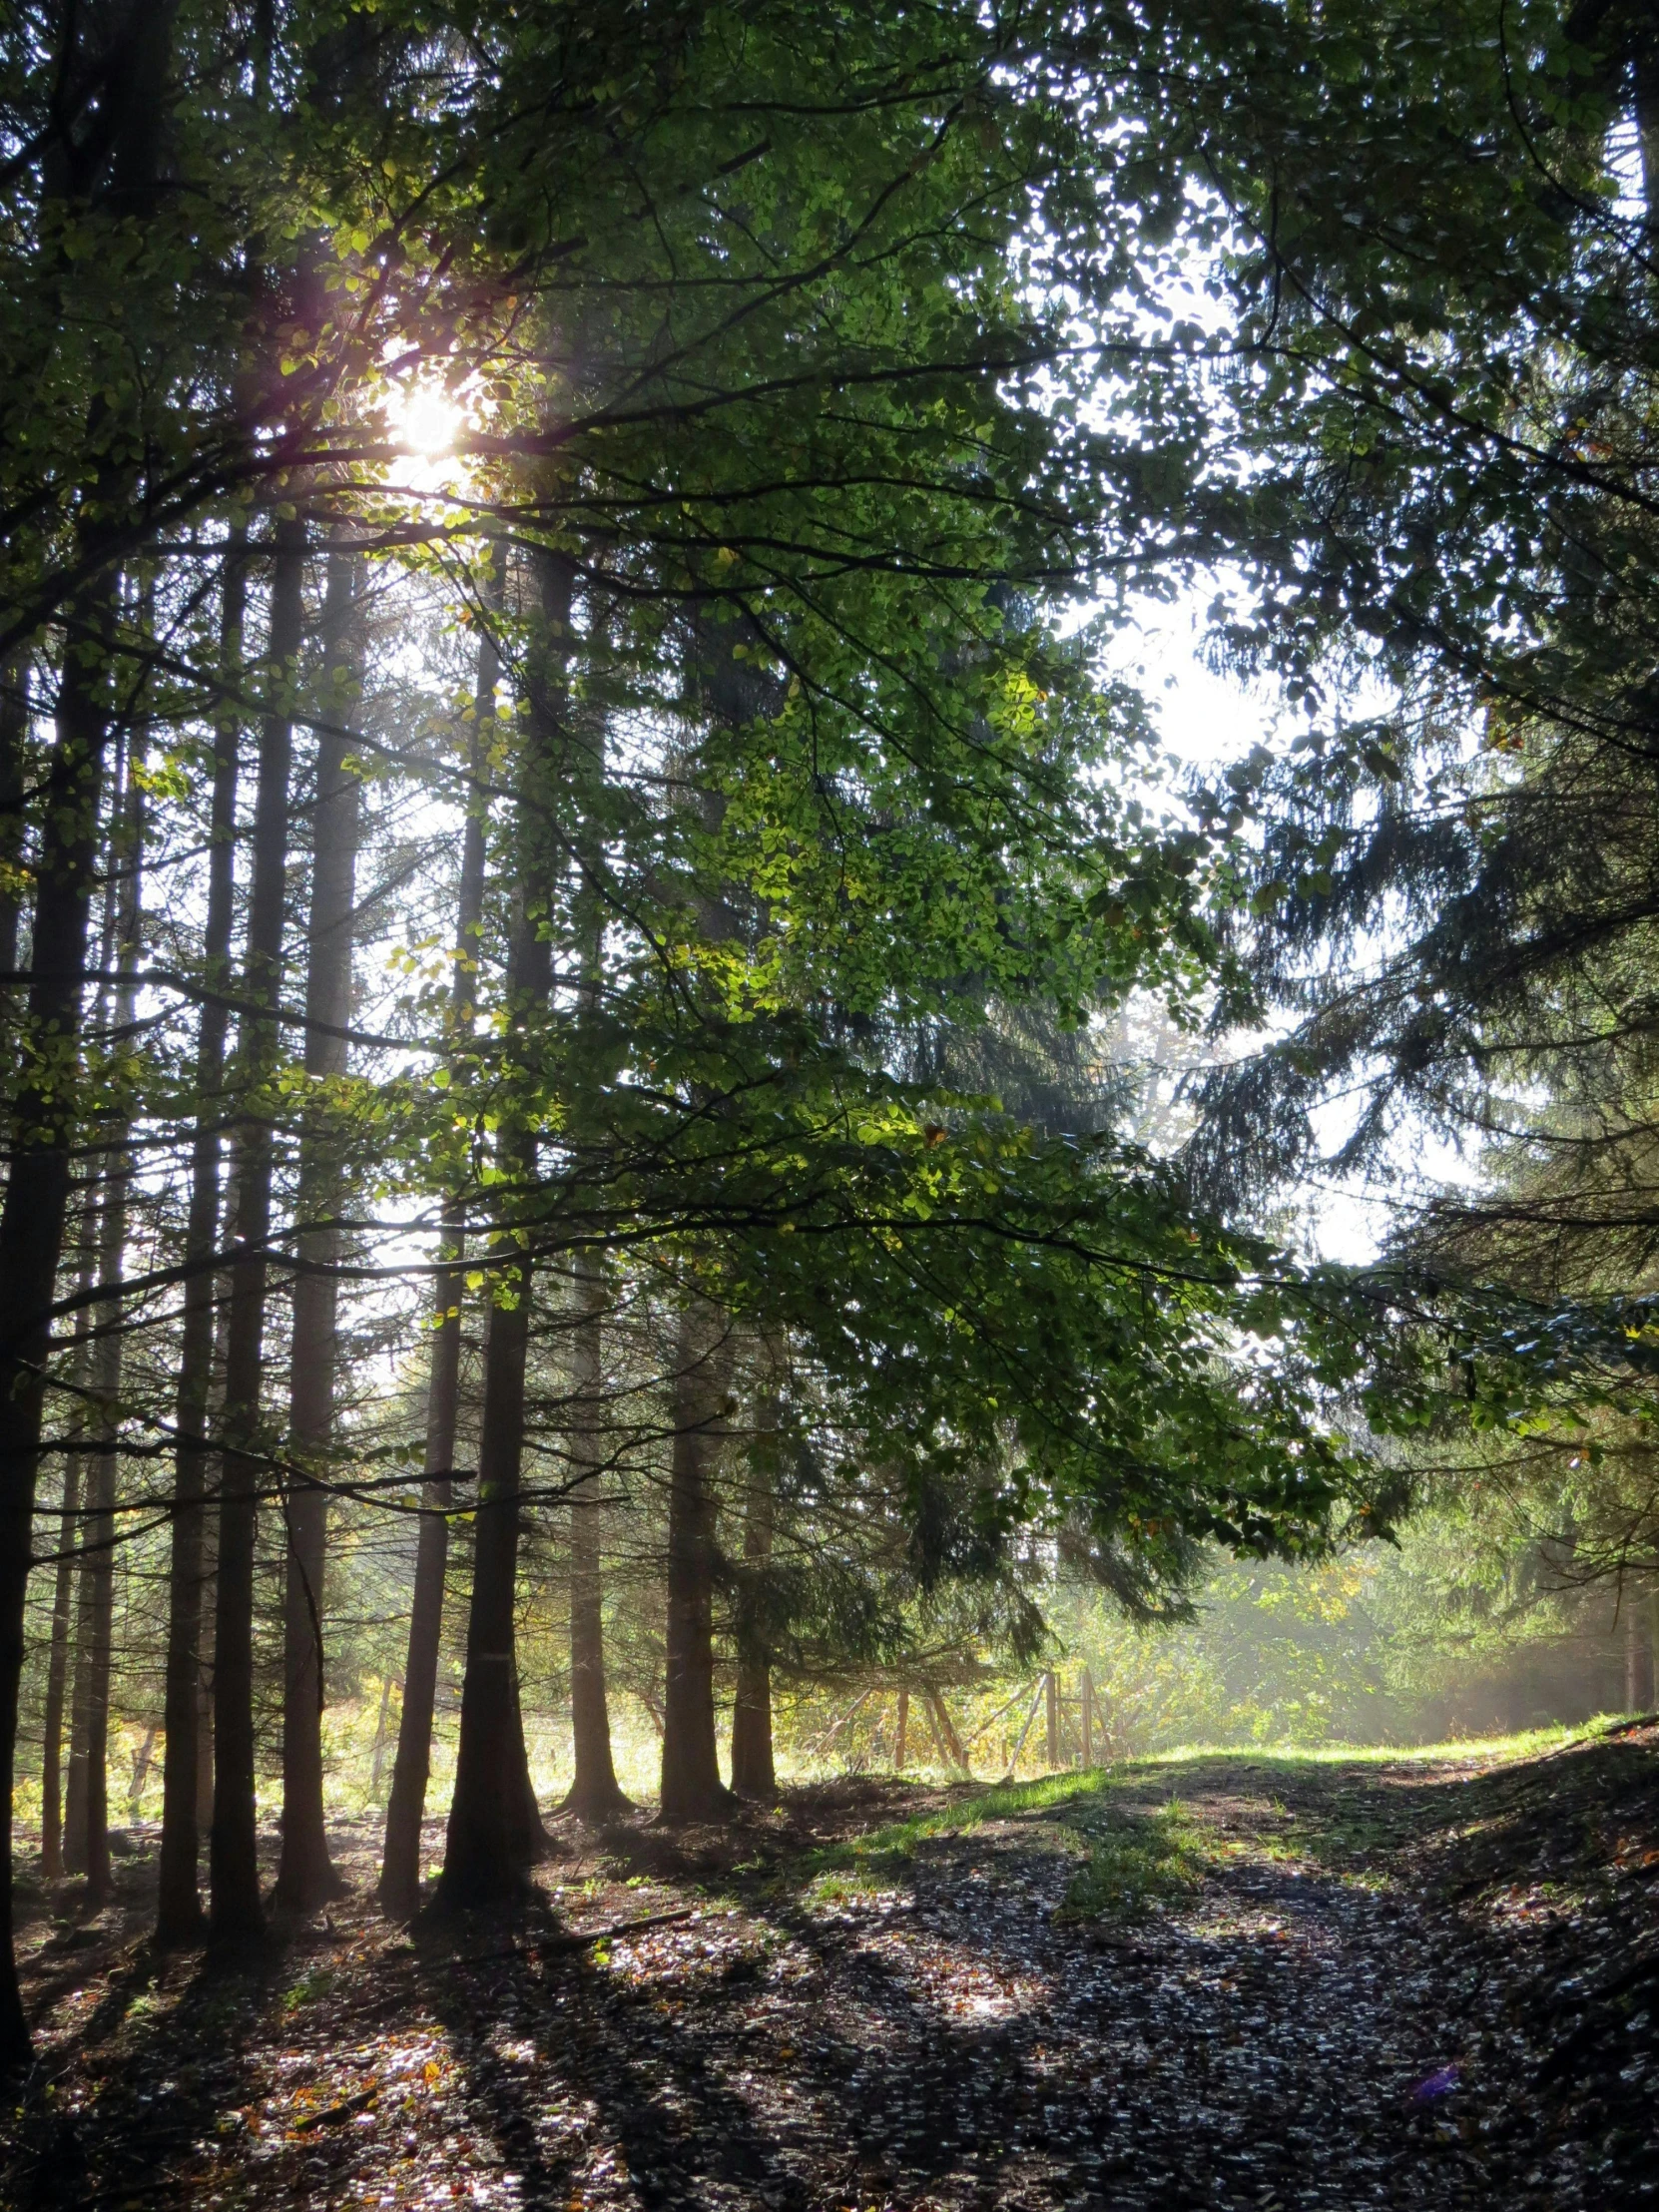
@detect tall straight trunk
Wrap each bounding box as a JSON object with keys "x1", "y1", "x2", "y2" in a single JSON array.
[
  {"x1": 210, "y1": 519, "x2": 305, "y2": 1948},
  {"x1": 0, "y1": 0, "x2": 177, "y2": 2065},
  {"x1": 274, "y1": 549, "x2": 362, "y2": 1910},
  {"x1": 61, "y1": 1426, "x2": 95, "y2": 1875},
  {"x1": 0, "y1": 579, "x2": 116, "y2": 2062},
  {"x1": 379, "y1": 606, "x2": 497, "y2": 1917},
  {"x1": 660, "y1": 1298, "x2": 736, "y2": 1824},
  {"x1": 438, "y1": 552, "x2": 571, "y2": 1911},
  {"x1": 0, "y1": 652, "x2": 28, "y2": 1008},
  {"x1": 438, "y1": 1228, "x2": 538, "y2": 1904},
  {"x1": 195, "y1": 1488, "x2": 219, "y2": 1837},
  {"x1": 72, "y1": 742, "x2": 144, "y2": 1907},
  {"x1": 69, "y1": 1398, "x2": 117, "y2": 1906},
  {"x1": 657, "y1": 618, "x2": 755, "y2": 1828},
  {"x1": 157, "y1": 527, "x2": 245, "y2": 1942},
  {"x1": 62, "y1": 747, "x2": 129, "y2": 1883},
  {"x1": 561, "y1": 1258, "x2": 630, "y2": 1821},
  {"x1": 730, "y1": 1376, "x2": 780, "y2": 1802},
  {"x1": 41, "y1": 1212, "x2": 100, "y2": 1883},
  {"x1": 38, "y1": 1449, "x2": 82, "y2": 1882}
]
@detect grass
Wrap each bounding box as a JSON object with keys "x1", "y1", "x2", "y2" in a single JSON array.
[
  {"x1": 787, "y1": 1721, "x2": 1651, "y2": 1925},
  {"x1": 800, "y1": 1768, "x2": 1118, "y2": 1883},
  {"x1": 1060, "y1": 1799, "x2": 1208, "y2": 1921},
  {"x1": 795, "y1": 1767, "x2": 1212, "y2": 1924},
  {"x1": 1127, "y1": 1717, "x2": 1635, "y2": 1770},
  {"x1": 281, "y1": 1965, "x2": 336, "y2": 2014}
]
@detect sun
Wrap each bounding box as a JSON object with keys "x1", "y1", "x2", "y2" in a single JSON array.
[{"x1": 385, "y1": 373, "x2": 466, "y2": 462}]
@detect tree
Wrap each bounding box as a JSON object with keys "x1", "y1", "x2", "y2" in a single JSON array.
[
  {"x1": 0, "y1": 0, "x2": 1448, "y2": 2060},
  {"x1": 274, "y1": 546, "x2": 363, "y2": 1910}
]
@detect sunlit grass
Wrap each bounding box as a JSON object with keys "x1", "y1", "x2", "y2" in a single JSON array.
[
  {"x1": 801, "y1": 1767, "x2": 1119, "y2": 1881},
  {"x1": 1060, "y1": 1799, "x2": 1207, "y2": 1921},
  {"x1": 1127, "y1": 1717, "x2": 1633, "y2": 1768},
  {"x1": 784, "y1": 1718, "x2": 1649, "y2": 1921}
]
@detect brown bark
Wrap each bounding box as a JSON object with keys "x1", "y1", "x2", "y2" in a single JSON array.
[
  {"x1": 0, "y1": 583, "x2": 113, "y2": 2062},
  {"x1": 38, "y1": 1449, "x2": 81, "y2": 1883},
  {"x1": 438, "y1": 1247, "x2": 538, "y2": 1904},
  {"x1": 195, "y1": 1483, "x2": 218, "y2": 1840},
  {"x1": 274, "y1": 549, "x2": 362, "y2": 1911},
  {"x1": 379, "y1": 599, "x2": 498, "y2": 1917},
  {"x1": 437, "y1": 553, "x2": 570, "y2": 1910},
  {"x1": 70, "y1": 743, "x2": 144, "y2": 1908},
  {"x1": 210, "y1": 518, "x2": 305, "y2": 1948},
  {"x1": 0, "y1": 0, "x2": 177, "y2": 2068},
  {"x1": 0, "y1": 652, "x2": 27, "y2": 1020},
  {"x1": 560, "y1": 1259, "x2": 630, "y2": 1823},
  {"x1": 61, "y1": 1442, "x2": 96, "y2": 1876},
  {"x1": 157, "y1": 528, "x2": 245, "y2": 1942},
  {"x1": 660, "y1": 1299, "x2": 736, "y2": 1825},
  {"x1": 730, "y1": 1378, "x2": 780, "y2": 1802},
  {"x1": 40, "y1": 1213, "x2": 100, "y2": 1884},
  {"x1": 62, "y1": 754, "x2": 129, "y2": 1886}
]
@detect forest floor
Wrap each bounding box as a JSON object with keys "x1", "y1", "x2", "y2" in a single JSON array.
[{"x1": 2, "y1": 1722, "x2": 1656, "y2": 2212}]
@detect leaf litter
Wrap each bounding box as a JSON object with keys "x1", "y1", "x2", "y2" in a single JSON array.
[{"x1": 1, "y1": 1725, "x2": 1654, "y2": 2210}]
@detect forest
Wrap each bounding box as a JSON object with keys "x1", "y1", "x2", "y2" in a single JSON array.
[{"x1": 0, "y1": 2, "x2": 1656, "y2": 2207}]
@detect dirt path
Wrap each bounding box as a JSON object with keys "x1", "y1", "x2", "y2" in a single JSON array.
[{"x1": 2, "y1": 1728, "x2": 1655, "y2": 2210}]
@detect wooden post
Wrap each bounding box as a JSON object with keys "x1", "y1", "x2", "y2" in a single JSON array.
[
  {"x1": 368, "y1": 1675, "x2": 396, "y2": 1798},
  {"x1": 1044, "y1": 1670, "x2": 1059, "y2": 1768},
  {"x1": 1081, "y1": 1668, "x2": 1095, "y2": 1769},
  {"x1": 895, "y1": 1687, "x2": 908, "y2": 1772},
  {"x1": 927, "y1": 1688, "x2": 970, "y2": 1776},
  {"x1": 1007, "y1": 1679, "x2": 1046, "y2": 1776}
]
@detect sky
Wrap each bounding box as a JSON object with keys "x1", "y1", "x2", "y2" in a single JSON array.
[{"x1": 1123, "y1": 598, "x2": 1479, "y2": 1270}]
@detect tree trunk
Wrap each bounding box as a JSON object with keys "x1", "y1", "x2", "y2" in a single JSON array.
[
  {"x1": 127, "y1": 1723, "x2": 158, "y2": 1818},
  {"x1": 0, "y1": 0, "x2": 178, "y2": 2066},
  {"x1": 69, "y1": 1429, "x2": 116, "y2": 1908},
  {"x1": 62, "y1": 751, "x2": 130, "y2": 1887},
  {"x1": 437, "y1": 552, "x2": 569, "y2": 1910},
  {"x1": 210, "y1": 518, "x2": 305, "y2": 1948},
  {"x1": 72, "y1": 739, "x2": 145, "y2": 1909},
  {"x1": 507, "y1": 1662, "x2": 550, "y2": 1865},
  {"x1": 560, "y1": 1258, "x2": 630, "y2": 1822},
  {"x1": 730, "y1": 1376, "x2": 780, "y2": 1802},
  {"x1": 438, "y1": 1258, "x2": 538, "y2": 1904},
  {"x1": 379, "y1": 599, "x2": 498, "y2": 1916},
  {"x1": 0, "y1": 652, "x2": 28, "y2": 1050},
  {"x1": 376, "y1": 1196, "x2": 463, "y2": 1919},
  {"x1": 38, "y1": 1449, "x2": 82, "y2": 1883},
  {"x1": 62, "y1": 1449, "x2": 96, "y2": 1876},
  {"x1": 368, "y1": 1677, "x2": 394, "y2": 1798},
  {"x1": 195, "y1": 1511, "x2": 218, "y2": 1840},
  {"x1": 274, "y1": 549, "x2": 362, "y2": 1912},
  {"x1": 157, "y1": 528, "x2": 245, "y2": 1943},
  {"x1": 0, "y1": 580, "x2": 115, "y2": 2063},
  {"x1": 660, "y1": 1298, "x2": 736, "y2": 1825},
  {"x1": 40, "y1": 1212, "x2": 101, "y2": 1885}
]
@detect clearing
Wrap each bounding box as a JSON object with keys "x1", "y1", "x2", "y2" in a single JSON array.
[{"x1": 2, "y1": 1723, "x2": 1656, "y2": 2210}]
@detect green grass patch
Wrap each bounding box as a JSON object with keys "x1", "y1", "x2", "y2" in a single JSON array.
[
  {"x1": 1130, "y1": 1719, "x2": 1631, "y2": 1769},
  {"x1": 1060, "y1": 1799, "x2": 1208, "y2": 1922},
  {"x1": 280, "y1": 1966, "x2": 336, "y2": 2014},
  {"x1": 800, "y1": 1768, "x2": 1117, "y2": 1885}
]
